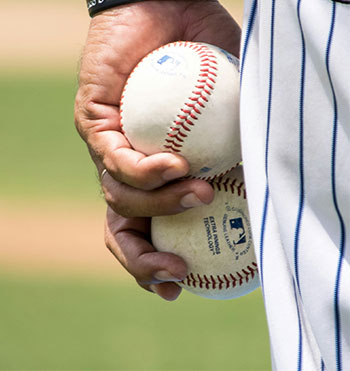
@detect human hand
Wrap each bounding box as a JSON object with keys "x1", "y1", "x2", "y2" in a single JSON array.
[
  {"x1": 75, "y1": 0, "x2": 241, "y2": 300},
  {"x1": 105, "y1": 205, "x2": 189, "y2": 301}
]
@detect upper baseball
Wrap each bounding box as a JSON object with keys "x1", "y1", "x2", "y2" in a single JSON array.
[{"x1": 120, "y1": 41, "x2": 241, "y2": 179}]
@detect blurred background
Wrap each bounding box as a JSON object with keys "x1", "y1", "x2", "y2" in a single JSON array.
[{"x1": 0, "y1": 1, "x2": 271, "y2": 370}]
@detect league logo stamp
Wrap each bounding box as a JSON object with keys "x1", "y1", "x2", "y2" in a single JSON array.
[
  {"x1": 151, "y1": 52, "x2": 187, "y2": 77},
  {"x1": 229, "y1": 218, "x2": 247, "y2": 245},
  {"x1": 202, "y1": 204, "x2": 252, "y2": 261},
  {"x1": 222, "y1": 202, "x2": 252, "y2": 261}
]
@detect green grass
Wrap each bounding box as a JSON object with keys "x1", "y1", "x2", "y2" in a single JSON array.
[
  {"x1": 0, "y1": 273, "x2": 270, "y2": 371},
  {"x1": 0, "y1": 74, "x2": 99, "y2": 201}
]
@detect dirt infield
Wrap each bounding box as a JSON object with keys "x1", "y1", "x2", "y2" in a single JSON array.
[
  {"x1": 0, "y1": 200, "x2": 130, "y2": 278},
  {"x1": 0, "y1": 1, "x2": 242, "y2": 71},
  {"x1": 0, "y1": 2, "x2": 89, "y2": 71}
]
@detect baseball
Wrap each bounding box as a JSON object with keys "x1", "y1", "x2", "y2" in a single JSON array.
[
  {"x1": 151, "y1": 166, "x2": 260, "y2": 300},
  {"x1": 120, "y1": 41, "x2": 241, "y2": 180}
]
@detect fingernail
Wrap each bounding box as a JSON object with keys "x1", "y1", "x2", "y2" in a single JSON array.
[
  {"x1": 154, "y1": 270, "x2": 182, "y2": 282},
  {"x1": 180, "y1": 193, "x2": 205, "y2": 209},
  {"x1": 150, "y1": 284, "x2": 158, "y2": 294},
  {"x1": 162, "y1": 167, "x2": 187, "y2": 181}
]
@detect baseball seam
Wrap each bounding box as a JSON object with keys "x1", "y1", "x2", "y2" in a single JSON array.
[
  {"x1": 209, "y1": 175, "x2": 247, "y2": 199},
  {"x1": 162, "y1": 42, "x2": 237, "y2": 181},
  {"x1": 181, "y1": 262, "x2": 258, "y2": 290},
  {"x1": 163, "y1": 42, "x2": 217, "y2": 154}
]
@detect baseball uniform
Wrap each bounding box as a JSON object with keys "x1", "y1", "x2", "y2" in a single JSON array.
[{"x1": 240, "y1": 0, "x2": 350, "y2": 370}]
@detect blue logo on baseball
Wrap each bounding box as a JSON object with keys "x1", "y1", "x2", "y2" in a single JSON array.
[
  {"x1": 152, "y1": 52, "x2": 187, "y2": 76},
  {"x1": 157, "y1": 55, "x2": 173, "y2": 65},
  {"x1": 229, "y1": 218, "x2": 246, "y2": 245},
  {"x1": 156, "y1": 55, "x2": 181, "y2": 69}
]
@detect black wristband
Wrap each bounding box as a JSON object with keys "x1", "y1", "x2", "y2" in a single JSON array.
[{"x1": 87, "y1": 0, "x2": 144, "y2": 17}]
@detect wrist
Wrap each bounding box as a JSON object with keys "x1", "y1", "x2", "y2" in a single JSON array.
[{"x1": 87, "y1": 0, "x2": 146, "y2": 17}]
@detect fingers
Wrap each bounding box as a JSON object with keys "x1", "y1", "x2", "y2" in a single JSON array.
[
  {"x1": 140, "y1": 282, "x2": 183, "y2": 302},
  {"x1": 105, "y1": 208, "x2": 188, "y2": 280},
  {"x1": 75, "y1": 98, "x2": 190, "y2": 190},
  {"x1": 105, "y1": 208, "x2": 188, "y2": 300},
  {"x1": 102, "y1": 173, "x2": 214, "y2": 218},
  {"x1": 103, "y1": 145, "x2": 190, "y2": 191}
]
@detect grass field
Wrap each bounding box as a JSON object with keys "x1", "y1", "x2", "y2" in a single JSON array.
[
  {"x1": 0, "y1": 74, "x2": 98, "y2": 201},
  {"x1": 0, "y1": 273, "x2": 270, "y2": 371}
]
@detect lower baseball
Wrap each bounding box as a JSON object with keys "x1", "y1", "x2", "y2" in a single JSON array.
[{"x1": 151, "y1": 166, "x2": 260, "y2": 300}]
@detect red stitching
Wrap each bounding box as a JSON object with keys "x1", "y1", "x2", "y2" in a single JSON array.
[
  {"x1": 171, "y1": 129, "x2": 187, "y2": 138},
  {"x1": 181, "y1": 263, "x2": 258, "y2": 291},
  {"x1": 222, "y1": 177, "x2": 230, "y2": 192},
  {"x1": 204, "y1": 275, "x2": 210, "y2": 289},
  {"x1": 201, "y1": 58, "x2": 218, "y2": 64},
  {"x1": 206, "y1": 172, "x2": 247, "y2": 199},
  {"x1": 167, "y1": 134, "x2": 184, "y2": 142},
  {"x1": 163, "y1": 42, "x2": 218, "y2": 153},
  {"x1": 175, "y1": 121, "x2": 191, "y2": 131},
  {"x1": 165, "y1": 140, "x2": 182, "y2": 148},
  {"x1": 188, "y1": 162, "x2": 240, "y2": 182},
  {"x1": 224, "y1": 275, "x2": 231, "y2": 288},
  {"x1": 237, "y1": 272, "x2": 243, "y2": 286},
  {"x1": 230, "y1": 274, "x2": 237, "y2": 288},
  {"x1": 200, "y1": 68, "x2": 218, "y2": 76},
  {"x1": 237, "y1": 182, "x2": 244, "y2": 197},
  {"x1": 185, "y1": 102, "x2": 198, "y2": 107},
  {"x1": 217, "y1": 275, "x2": 224, "y2": 289},
  {"x1": 164, "y1": 145, "x2": 181, "y2": 153}
]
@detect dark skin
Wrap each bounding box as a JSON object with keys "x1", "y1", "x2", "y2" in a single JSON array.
[{"x1": 74, "y1": 0, "x2": 241, "y2": 300}]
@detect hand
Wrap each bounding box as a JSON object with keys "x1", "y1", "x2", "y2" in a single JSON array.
[
  {"x1": 75, "y1": 0, "x2": 241, "y2": 300},
  {"x1": 105, "y1": 206, "x2": 189, "y2": 301}
]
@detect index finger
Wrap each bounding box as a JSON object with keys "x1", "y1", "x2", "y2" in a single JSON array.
[{"x1": 105, "y1": 207, "x2": 188, "y2": 293}]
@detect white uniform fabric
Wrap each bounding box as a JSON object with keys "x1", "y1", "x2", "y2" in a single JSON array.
[{"x1": 239, "y1": 0, "x2": 350, "y2": 370}]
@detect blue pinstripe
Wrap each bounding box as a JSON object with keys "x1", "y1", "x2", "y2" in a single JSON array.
[
  {"x1": 259, "y1": 0, "x2": 276, "y2": 295},
  {"x1": 294, "y1": 0, "x2": 306, "y2": 293},
  {"x1": 293, "y1": 279, "x2": 304, "y2": 371},
  {"x1": 293, "y1": 1, "x2": 307, "y2": 369},
  {"x1": 325, "y1": 3, "x2": 346, "y2": 371},
  {"x1": 240, "y1": 0, "x2": 258, "y2": 87},
  {"x1": 259, "y1": 187, "x2": 269, "y2": 292}
]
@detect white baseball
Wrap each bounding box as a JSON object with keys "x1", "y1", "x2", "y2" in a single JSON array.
[
  {"x1": 151, "y1": 166, "x2": 260, "y2": 300},
  {"x1": 120, "y1": 41, "x2": 241, "y2": 180}
]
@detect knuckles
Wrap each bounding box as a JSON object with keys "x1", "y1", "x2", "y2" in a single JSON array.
[{"x1": 74, "y1": 86, "x2": 102, "y2": 138}]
